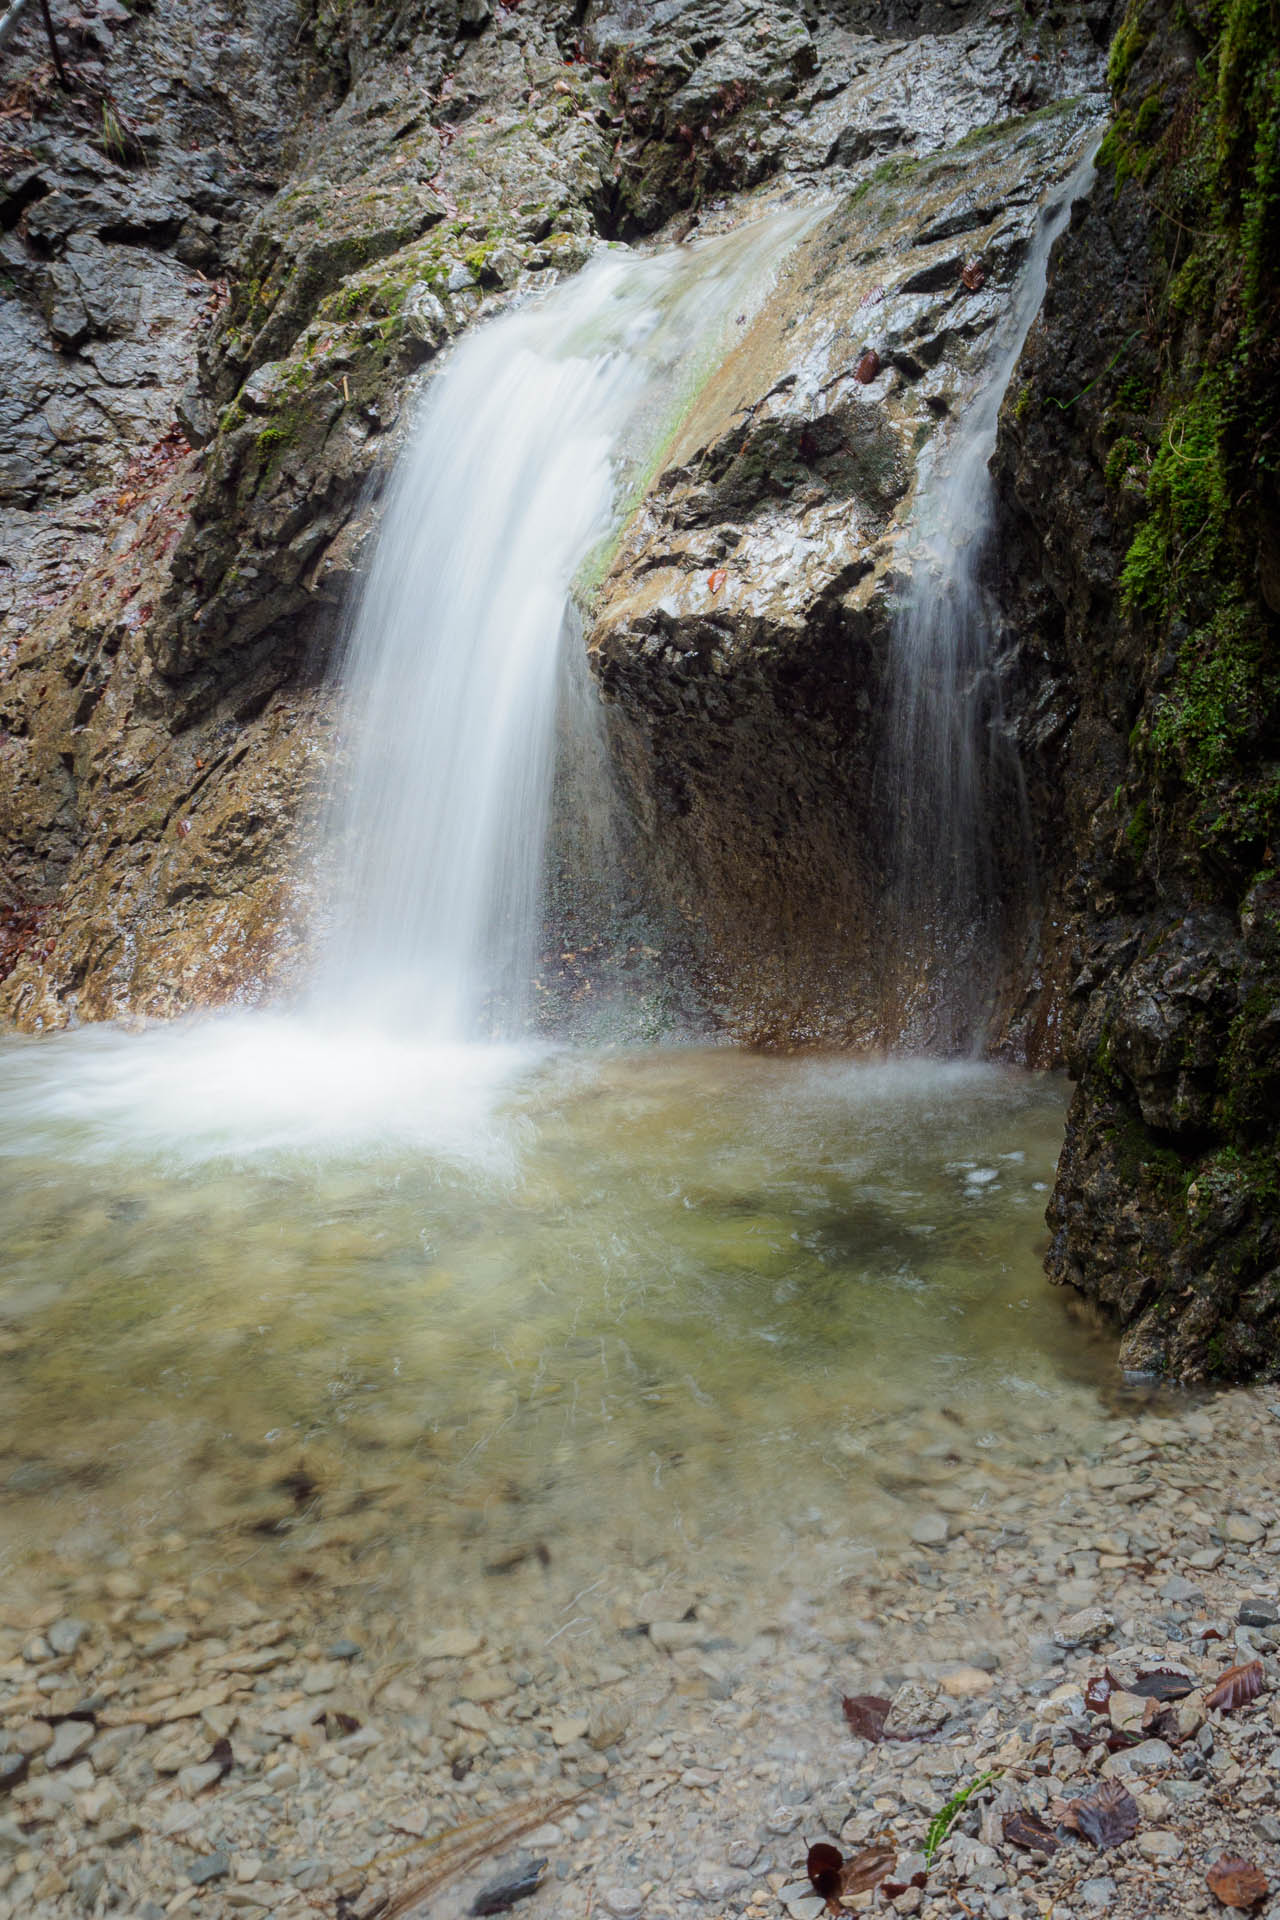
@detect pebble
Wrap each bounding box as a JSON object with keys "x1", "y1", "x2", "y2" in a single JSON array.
[
  {"x1": 1136, "y1": 1830, "x2": 1184, "y2": 1862},
  {"x1": 1225, "y1": 1514, "x2": 1267, "y2": 1544},
  {"x1": 1053, "y1": 1607, "x2": 1115, "y2": 1648},
  {"x1": 46, "y1": 1619, "x2": 88, "y2": 1657},
  {"x1": 189, "y1": 1850, "x2": 232, "y2": 1885},
  {"x1": 424, "y1": 1629, "x2": 484, "y2": 1660},
  {"x1": 910, "y1": 1514, "x2": 950, "y2": 1546},
  {"x1": 599, "y1": 1888, "x2": 643, "y2": 1917},
  {"x1": 46, "y1": 1721, "x2": 94, "y2": 1769}
]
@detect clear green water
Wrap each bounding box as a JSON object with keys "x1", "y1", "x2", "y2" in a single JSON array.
[{"x1": 0, "y1": 1023, "x2": 1120, "y2": 1623}]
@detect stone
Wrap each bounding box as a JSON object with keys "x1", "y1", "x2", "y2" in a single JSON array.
[
  {"x1": 47, "y1": 1720, "x2": 95, "y2": 1768},
  {"x1": 550, "y1": 1717, "x2": 589, "y2": 1747},
  {"x1": 178, "y1": 1760, "x2": 225, "y2": 1797},
  {"x1": 648, "y1": 1620, "x2": 707, "y2": 1652},
  {"x1": 1136, "y1": 1830, "x2": 1184, "y2": 1862},
  {"x1": 599, "y1": 1889, "x2": 644, "y2": 1917},
  {"x1": 588, "y1": 1701, "x2": 632, "y2": 1751},
  {"x1": 910, "y1": 1514, "x2": 950, "y2": 1547},
  {"x1": 941, "y1": 1665, "x2": 995, "y2": 1697},
  {"x1": 1080, "y1": 1877, "x2": 1118, "y2": 1909},
  {"x1": 1226, "y1": 1515, "x2": 1267, "y2": 1545},
  {"x1": 884, "y1": 1681, "x2": 945, "y2": 1736},
  {"x1": 1238, "y1": 1597, "x2": 1280, "y2": 1627},
  {"x1": 779, "y1": 1883, "x2": 825, "y2": 1920},
  {"x1": 0, "y1": 1754, "x2": 28, "y2": 1793},
  {"x1": 190, "y1": 1851, "x2": 232, "y2": 1885},
  {"x1": 1053, "y1": 1608, "x2": 1115, "y2": 1649},
  {"x1": 14, "y1": 1723, "x2": 53, "y2": 1757},
  {"x1": 47, "y1": 1617, "x2": 89, "y2": 1656}
]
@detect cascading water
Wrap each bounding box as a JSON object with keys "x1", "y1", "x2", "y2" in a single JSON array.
[
  {"x1": 314, "y1": 218, "x2": 810, "y2": 1039},
  {"x1": 876, "y1": 138, "x2": 1102, "y2": 1053}
]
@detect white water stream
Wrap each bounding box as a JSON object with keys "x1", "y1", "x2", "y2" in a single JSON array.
[
  {"x1": 880, "y1": 138, "x2": 1100, "y2": 1050},
  {"x1": 314, "y1": 218, "x2": 809, "y2": 1038}
]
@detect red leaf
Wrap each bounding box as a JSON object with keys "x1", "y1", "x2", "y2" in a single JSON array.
[
  {"x1": 1064, "y1": 1779, "x2": 1139, "y2": 1850},
  {"x1": 1085, "y1": 1671, "x2": 1116, "y2": 1712},
  {"x1": 1206, "y1": 1660, "x2": 1265, "y2": 1712},
  {"x1": 806, "y1": 1843, "x2": 842, "y2": 1900},
  {"x1": 854, "y1": 349, "x2": 880, "y2": 384},
  {"x1": 707, "y1": 568, "x2": 727, "y2": 595},
  {"x1": 1002, "y1": 1808, "x2": 1060, "y2": 1855},
  {"x1": 842, "y1": 1693, "x2": 890, "y2": 1742},
  {"x1": 960, "y1": 258, "x2": 987, "y2": 291},
  {"x1": 1207, "y1": 1856, "x2": 1270, "y2": 1909}
]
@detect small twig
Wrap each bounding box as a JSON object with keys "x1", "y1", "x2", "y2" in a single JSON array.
[{"x1": 37, "y1": 0, "x2": 69, "y2": 88}]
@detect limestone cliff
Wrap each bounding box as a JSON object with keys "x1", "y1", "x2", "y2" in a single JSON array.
[{"x1": 990, "y1": 0, "x2": 1280, "y2": 1377}]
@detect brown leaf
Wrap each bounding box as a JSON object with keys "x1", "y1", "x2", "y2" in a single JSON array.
[
  {"x1": 854, "y1": 349, "x2": 881, "y2": 384},
  {"x1": 839, "y1": 1846, "x2": 896, "y2": 1900},
  {"x1": 1066, "y1": 1779, "x2": 1139, "y2": 1850},
  {"x1": 841, "y1": 1693, "x2": 890, "y2": 1742},
  {"x1": 1084, "y1": 1671, "x2": 1116, "y2": 1712},
  {"x1": 805, "y1": 1843, "x2": 894, "y2": 1915},
  {"x1": 1002, "y1": 1808, "x2": 1060, "y2": 1855},
  {"x1": 707, "y1": 567, "x2": 727, "y2": 595},
  {"x1": 1206, "y1": 1660, "x2": 1265, "y2": 1712},
  {"x1": 960, "y1": 259, "x2": 987, "y2": 291},
  {"x1": 1131, "y1": 1667, "x2": 1195, "y2": 1701},
  {"x1": 1207, "y1": 1856, "x2": 1270, "y2": 1909}
]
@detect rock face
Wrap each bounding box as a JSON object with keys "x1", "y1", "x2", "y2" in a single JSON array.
[
  {"x1": 987, "y1": 0, "x2": 1280, "y2": 1378},
  {"x1": 589, "y1": 98, "x2": 1101, "y2": 1047},
  {"x1": 0, "y1": 0, "x2": 1108, "y2": 1026}
]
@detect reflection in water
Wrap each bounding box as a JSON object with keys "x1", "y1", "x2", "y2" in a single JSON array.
[{"x1": 0, "y1": 1029, "x2": 1115, "y2": 1632}]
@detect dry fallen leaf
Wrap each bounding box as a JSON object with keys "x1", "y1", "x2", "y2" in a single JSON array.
[
  {"x1": 1131, "y1": 1666, "x2": 1195, "y2": 1701},
  {"x1": 1206, "y1": 1660, "x2": 1265, "y2": 1712},
  {"x1": 854, "y1": 348, "x2": 881, "y2": 384},
  {"x1": 1002, "y1": 1808, "x2": 1060, "y2": 1855},
  {"x1": 806, "y1": 1841, "x2": 895, "y2": 1914},
  {"x1": 707, "y1": 567, "x2": 727, "y2": 594},
  {"x1": 960, "y1": 259, "x2": 987, "y2": 291},
  {"x1": 1084, "y1": 1671, "x2": 1116, "y2": 1712},
  {"x1": 841, "y1": 1693, "x2": 891, "y2": 1742},
  {"x1": 1206, "y1": 1856, "x2": 1270, "y2": 1910},
  {"x1": 1063, "y1": 1779, "x2": 1139, "y2": 1850}
]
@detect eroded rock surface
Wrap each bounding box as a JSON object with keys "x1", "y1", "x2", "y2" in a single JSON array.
[{"x1": 990, "y1": 0, "x2": 1280, "y2": 1377}]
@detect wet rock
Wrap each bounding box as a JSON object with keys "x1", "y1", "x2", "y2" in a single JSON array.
[
  {"x1": 190, "y1": 1849, "x2": 231, "y2": 1885},
  {"x1": 47, "y1": 1720, "x2": 95, "y2": 1768}
]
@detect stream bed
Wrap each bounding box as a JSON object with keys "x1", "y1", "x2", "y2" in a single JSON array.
[{"x1": 0, "y1": 1024, "x2": 1122, "y2": 1638}]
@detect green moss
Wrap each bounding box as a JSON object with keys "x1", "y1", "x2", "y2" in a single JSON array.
[
  {"x1": 1149, "y1": 602, "x2": 1275, "y2": 796},
  {"x1": 1105, "y1": 434, "x2": 1145, "y2": 487},
  {"x1": 1125, "y1": 796, "x2": 1153, "y2": 857},
  {"x1": 1120, "y1": 381, "x2": 1230, "y2": 614},
  {"x1": 1108, "y1": 0, "x2": 1149, "y2": 92}
]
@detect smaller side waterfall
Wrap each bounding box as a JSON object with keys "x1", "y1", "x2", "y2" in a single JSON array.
[
  {"x1": 877, "y1": 138, "x2": 1101, "y2": 1053},
  {"x1": 314, "y1": 217, "x2": 809, "y2": 1039}
]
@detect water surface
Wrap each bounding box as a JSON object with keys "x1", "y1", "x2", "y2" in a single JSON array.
[{"x1": 0, "y1": 1026, "x2": 1116, "y2": 1633}]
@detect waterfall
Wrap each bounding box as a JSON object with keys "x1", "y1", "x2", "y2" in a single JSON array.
[
  {"x1": 314, "y1": 217, "x2": 808, "y2": 1039},
  {"x1": 877, "y1": 138, "x2": 1101, "y2": 1053}
]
